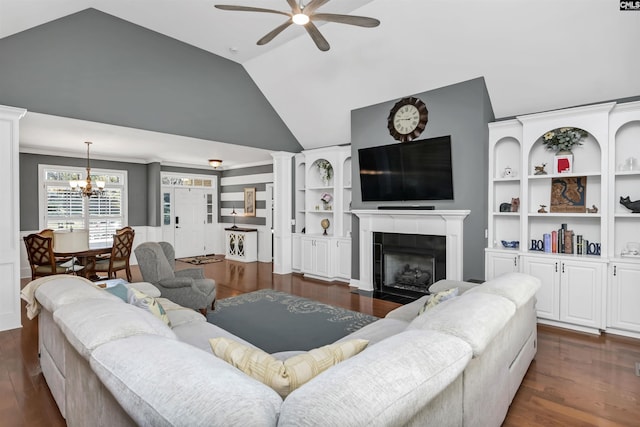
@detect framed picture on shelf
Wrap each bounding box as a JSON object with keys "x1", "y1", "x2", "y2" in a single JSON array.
[
  {"x1": 244, "y1": 187, "x2": 256, "y2": 217},
  {"x1": 550, "y1": 176, "x2": 586, "y2": 213},
  {"x1": 554, "y1": 154, "x2": 573, "y2": 174}
]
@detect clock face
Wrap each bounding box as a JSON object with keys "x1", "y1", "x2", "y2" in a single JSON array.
[
  {"x1": 387, "y1": 97, "x2": 428, "y2": 142},
  {"x1": 393, "y1": 105, "x2": 420, "y2": 135}
]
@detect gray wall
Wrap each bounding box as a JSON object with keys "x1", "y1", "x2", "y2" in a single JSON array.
[
  {"x1": 350, "y1": 77, "x2": 494, "y2": 281},
  {"x1": 0, "y1": 8, "x2": 302, "y2": 154},
  {"x1": 19, "y1": 154, "x2": 222, "y2": 231},
  {"x1": 220, "y1": 164, "x2": 274, "y2": 227},
  {"x1": 20, "y1": 153, "x2": 150, "y2": 230}
]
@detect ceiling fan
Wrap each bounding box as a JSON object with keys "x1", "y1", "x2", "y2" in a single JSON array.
[{"x1": 214, "y1": 0, "x2": 380, "y2": 51}]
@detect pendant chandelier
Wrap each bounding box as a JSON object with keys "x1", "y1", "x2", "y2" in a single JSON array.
[{"x1": 70, "y1": 141, "x2": 105, "y2": 197}]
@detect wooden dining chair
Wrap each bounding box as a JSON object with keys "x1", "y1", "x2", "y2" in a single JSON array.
[
  {"x1": 23, "y1": 233, "x2": 68, "y2": 280},
  {"x1": 94, "y1": 227, "x2": 135, "y2": 281}
]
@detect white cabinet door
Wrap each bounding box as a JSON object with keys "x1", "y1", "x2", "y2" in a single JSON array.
[
  {"x1": 301, "y1": 237, "x2": 315, "y2": 274},
  {"x1": 522, "y1": 256, "x2": 560, "y2": 321},
  {"x1": 485, "y1": 251, "x2": 519, "y2": 280},
  {"x1": 608, "y1": 262, "x2": 640, "y2": 334},
  {"x1": 560, "y1": 260, "x2": 605, "y2": 329},
  {"x1": 300, "y1": 236, "x2": 331, "y2": 278},
  {"x1": 335, "y1": 238, "x2": 351, "y2": 280}
]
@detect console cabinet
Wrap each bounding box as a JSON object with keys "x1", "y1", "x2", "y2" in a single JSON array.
[
  {"x1": 486, "y1": 100, "x2": 640, "y2": 336},
  {"x1": 293, "y1": 146, "x2": 352, "y2": 282},
  {"x1": 225, "y1": 228, "x2": 258, "y2": 263}
]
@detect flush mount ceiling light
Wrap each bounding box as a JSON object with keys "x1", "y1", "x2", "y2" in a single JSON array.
[
  {"x1": 209, "y1": 159, "x2": 223, "y2": 169},
  {"x1": 214, "y1": 0, "x2": 380, "y2": 52},
  {"x1": 69, "y1": 141, "x2": 105, "y2": 198}
]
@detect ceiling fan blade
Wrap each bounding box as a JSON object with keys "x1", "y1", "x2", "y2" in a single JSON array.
[
  {"x1": 257, "y1": 21, "x2": 294, "y2": 45},
  {"x1": 302, "y1": 0, "x2": 330, "y2": 15},
  {"x1": 286, "y1": 0, "x2": 302, "y2": 14},
  {"x1": 304, "y1": 22, "x2": 330, "y2": 51},
  {"x1": 214, "y1": 5, "x2": 291, "y2": 18},
  {"x1": 311, "y1": 13, "x2": 380, "y2": 27}
]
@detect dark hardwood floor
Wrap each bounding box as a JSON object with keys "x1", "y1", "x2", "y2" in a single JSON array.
[{"x1": 3, "y1": 260, "x2": 639, "y2": 426}]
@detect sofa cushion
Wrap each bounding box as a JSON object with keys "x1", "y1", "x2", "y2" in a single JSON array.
[
  {"x1": 209, "y1": 337, "x2": 369, "y2": 397},
  {"x1": 54, "y1": 299, "x2": 177, "y2": 359},
  {"x1": 418, "y1": 287, "x2": 459, "y2": 315},
  {"x1": 407, "y1": 292, "x2": 516, "y2": 357},
  {"x1": 91, "y1": 334, "x2": 282, "y2": 426},
  {"x1": 127, "y1": 288, "x2": 171, "y2": 327},
  {"x1": 173, "y1": 320, "x2": 257, "y2": 354},
  {"x1": 465, "y1": 272, "x2": 541, "y2": 308},
  {"x1": 335, "y1": 318, "x2": 409, "y2": 346},
  {"x1": 34, "y1": 276, "x2": 115, "y2": 313},
  {"x1": 278, "y1": 330, "x2": 472, "y2": 426}
]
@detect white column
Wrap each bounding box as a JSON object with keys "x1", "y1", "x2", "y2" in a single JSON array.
[
  {"x1": 0, "y1": 105, "x2": 27, "y2": 332},
  {"x1": 271, "y1": 152, "x2": 294, "y2": 275}
]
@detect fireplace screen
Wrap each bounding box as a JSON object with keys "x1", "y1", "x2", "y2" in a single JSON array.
[{"x1": 384, "y1": 252, "x2": 435, "y2": 294}]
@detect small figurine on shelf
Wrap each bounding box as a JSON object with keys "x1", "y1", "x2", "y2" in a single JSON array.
[
  {"x1": 320, "y1": 218, "x2": 330, "y2": 236},
  {"x1": 620, "y1": 196, "x2": 640, "y2": 213},
  {"x1": 586, "y1": 204, "x2": 598, "y2": 213},
  {"x1": 510, "y1": 197, "x2": 520, "y2": 212},
  {"x1": 534, "y1": 163, "x2": 547, "y2": 175},
  {"x1": 538, "y1": 205, "x2": 547, "y2": 213},
  {"x1": 502, "y1": 166, "x2": 516, "y2": 178}
]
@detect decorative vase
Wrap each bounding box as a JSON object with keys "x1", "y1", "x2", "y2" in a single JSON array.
[{"x1": 554, "y1": 149, "x2": 573, "y2": 174}]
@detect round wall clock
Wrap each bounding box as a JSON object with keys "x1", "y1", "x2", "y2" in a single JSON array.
[{"x1": 387, "y1": 97, "x2": 429, "y2": 142}]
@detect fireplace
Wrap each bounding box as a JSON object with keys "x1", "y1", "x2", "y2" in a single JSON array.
[
  {"x1": 374, "y1": 232, "x2": 446, "y2": 299},
  {"x1": 352, "y1": 209, "x2": 470, "y2": 296}
]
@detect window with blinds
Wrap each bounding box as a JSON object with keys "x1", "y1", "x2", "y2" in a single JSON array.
[{"x1": 41, "y1": 166, "x2": 127, "y2": 245}]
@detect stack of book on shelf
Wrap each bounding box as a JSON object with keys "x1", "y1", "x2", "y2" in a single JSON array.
[{"x1": 541, "y1": 223, "x2": 584, "y2": 254}]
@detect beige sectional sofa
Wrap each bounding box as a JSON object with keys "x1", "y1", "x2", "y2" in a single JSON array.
[{"x1": 28, "y1": 272, "x2": 540, "y2": 426}]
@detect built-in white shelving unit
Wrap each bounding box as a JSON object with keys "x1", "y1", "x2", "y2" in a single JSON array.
[
  {"x1": 293, "y1": 146, "x2": 351, "y2": 281},
  {"x1": 486, "y1": 100, "x2": 640, "y2": 337}
]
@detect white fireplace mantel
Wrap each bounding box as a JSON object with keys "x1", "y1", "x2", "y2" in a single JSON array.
[{"x1": 352, "y1": 209, "x2": 470, "y2": 292}]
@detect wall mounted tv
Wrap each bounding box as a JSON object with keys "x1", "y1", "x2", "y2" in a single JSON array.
[{"x1": 358, "y1": 136, "x2": 454, "y2": 202}]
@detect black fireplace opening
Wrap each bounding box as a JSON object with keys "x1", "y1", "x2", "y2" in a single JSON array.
[{"x1": 373, "y1": 232, "x2": 446, "y2": 302}]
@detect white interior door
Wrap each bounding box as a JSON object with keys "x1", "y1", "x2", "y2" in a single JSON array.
[{"x1": 174, "y1": 188, "x2": 206, "y2": 258}]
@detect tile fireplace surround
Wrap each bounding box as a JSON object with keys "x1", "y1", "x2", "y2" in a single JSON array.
[{"x1": 352, "y1": 210, "x2": 471, "y2": 292}]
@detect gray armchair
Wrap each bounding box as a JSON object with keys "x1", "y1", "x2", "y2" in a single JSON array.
[{"x1": 134, "y1": 242, "x2": 216, "y2": 314}]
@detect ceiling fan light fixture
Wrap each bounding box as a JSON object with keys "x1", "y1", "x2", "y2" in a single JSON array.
[{"x1": 292, "y1": 13, "x2": 309, "y2": 25}]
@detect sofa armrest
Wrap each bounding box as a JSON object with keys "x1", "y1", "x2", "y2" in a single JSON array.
[
  {"x1": 175, "y1": 268, "x2": 205, "y2": 280},
  {"x1": 158, "y1": 277, "x2": 194, "y2": 288}
]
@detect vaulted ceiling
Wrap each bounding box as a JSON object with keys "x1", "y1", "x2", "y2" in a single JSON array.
[{"x1": 1, "y1": 0, "x2": 639, "y2": 168}]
